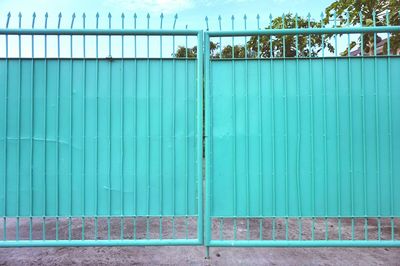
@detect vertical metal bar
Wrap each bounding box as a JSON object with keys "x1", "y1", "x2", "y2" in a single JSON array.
[
  {"x1": 386, "y1": 11, "x2": 394, "y2": 240},
  {"x1": 346, "y1": 12, "x2": 354, "y2": 240},
  {"x1": 172, "y1": 14, "x2": 177, "y2": 239},
  {"x1": 320, "y1": 12, "x2": 327, "y2": 237},
  {"x1": 159, "y1": 13, "x2": 164, "y2": 240},
  {"x1": 294, "y1": 13, "x2": 302, "y2": 221},
  {"x1": 295, "y1": 14, "x2": 303, "y2": 239},
  {"x1": 120, "y1": 12, "x2": 125, "y2": 240},
  {"x1": 219, "y1": 218, "x2": 223, "y2": 240},
  {"x1": 184, "y1": 24, "x2": 189, "y2": 239},
  {"x1": 94, "y1": 12, "x2": 99, "y2": 241},
  {"x1": 3, "y1": 13, "x2": 10, "y2": 241},
  {"x1": 56, "y1": 12, "x2": 62, "y2": 241},
  {"x1": 82, "y1": 12, "x2": 86, "y2": 240},
  {"x1": 133, "y1": 13, "x2": 137, "y2": 237},
  {"x1": 230, "y1": 15, "x2": 237, "y2": 241},
  {"x1": 29, "y1": 13, "x2": 36, "y2": 241},
  {"x1": 243, "y1": 14, "x2": 250, "y2": 240},
  {"x1": 204, "y1": 30, "x2": 211, "y2": 247},
  {"x1": 107, "y1": 13, "x2": 112, "y2": 240},
  {"x1": 16, "y1": 12, "x2": 22, "y2": 241},
  {"x1": 43, "y1": 12, "x2": 48, "y2": 240},
  {"x1": 146, "y1": 13, "x2": 151, "y2": 240},
  {"x1": 333, "y1": 12, "x2": 341, "y2": 229},
  {"x1": 359, "y1": 11, "x2": 368, "y2": 240},
  {"x1": 372, "y1": 10, "x2": 381, "y2": 220},
  {"x1": 307, "y1": 13, "x2": 313, "y2": 221},
  {"x1": 282, "y1": 13, "x2": 289, "y2": 219},
  {"x1": 269, "y1": 14, "x2": 276, "y2": 240},
  {"x1": 68, "y1": 13, "x2": 76, "y2": 241},
  {"x1": 256, "y1": 14, "x2": 263, "y2": 219},
  {"x1": 218, "y1": 16, "x2": 222, "y2": 59},
  {"x1": 197, "y1": 30, "x2": 204, "y2": 243}
]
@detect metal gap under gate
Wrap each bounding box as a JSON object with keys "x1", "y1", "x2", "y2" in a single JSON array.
[{"x1": 0, "y1": 12, "x2": 400, "y2": 254}]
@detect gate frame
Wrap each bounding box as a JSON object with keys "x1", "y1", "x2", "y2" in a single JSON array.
[
  {"x1": 203, "y1": 24, "x2": 400, "y2": 253},
  {"x1": 0, "y1": 27, "x2": 204, "y2": 247}
]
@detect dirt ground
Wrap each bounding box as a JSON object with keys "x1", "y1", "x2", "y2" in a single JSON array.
[
  {"x1": 0, "y1": 218, "x2": 399, "y2": 265},
  {"x1": 0, "y1": 245, "x2": 400, "y2": 265}
]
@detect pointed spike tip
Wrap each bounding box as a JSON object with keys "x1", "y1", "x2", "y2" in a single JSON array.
[
  {"x1": 45, "y1": 12, "x2": 48, "y2": 17},
  {"x1": 205, "y1": 16, "x2": 208, "y2": 21},
  {"x1": 218, "y1": 15, "x2": 221, "y2": 20},
  {"x1": 96, "y1": 12, "x2": 99, "y2": 18},
  {"x1": 18, "y1": 12, "x2": 22, "y2": 17},
  {"x1": 160, "y1": 13, "x2": 164, "y2": 18},
  {"x1": 269, "y1": 13, "x2": 273, "y2": 19},
  {"x1": 7, "y1": 12, "x2": 11, "y2": 17},
  {"x1": 256, "y1": 14, "x2": 260, "y2": 19},
  {"x1": 243, "y1": 14, "x2": 247, "y2": 19},
  {"x1": 108, "y1": 12, "x2": 112, "y2": 18},
  {"x1": 174, "y1": 13, "x2": 178, "y2": 19},
  {"x1": 82, "y1": 12, "x2": 86, "y2": 18},
  {"x1": 121, "y1": 12, "x2": 125, "y2": 18},
  {"x1": 231, "y1": 15, "x2": 234, "y2": 20},
  {"x1": 134, "y1": 13, "x2": 137, "y2": 18},
  {"x1": 72, "y1": 12, "x2": 76, "y2": 18},
  {"x1": 33, "y1": 12, "x2": 36, "y2": 17},
  {"x1": 147, "y1": 13, "x2": 150, "y2": 18},
  {"x1": 58, "y1": 12, "x2": 62, "y2": 18}
]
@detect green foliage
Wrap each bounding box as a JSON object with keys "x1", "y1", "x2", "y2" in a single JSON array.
[
  {"x1": 325, "y1": 0, "x2": 400, "y2": 55},
  {"x1": 247, "y1": 13, "x2": 334, "y2": 58}
]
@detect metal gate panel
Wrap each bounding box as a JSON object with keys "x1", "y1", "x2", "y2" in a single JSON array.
[
  {"x1": 0, "y1": 13, "x2": 203, "y2": 246},
  {"x1": 204, "y1": 22, "x2": 400, "y2": 247}
]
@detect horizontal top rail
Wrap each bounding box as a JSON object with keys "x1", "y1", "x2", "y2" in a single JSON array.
[
  {"x1": 207, "y1": 26, "x2": 400, "y2": 37},
  {"x1": 0, "y1": 28, "x2": 201, "y2": 36}
]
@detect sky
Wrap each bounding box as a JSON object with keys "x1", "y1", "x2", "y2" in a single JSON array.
[
  {"x1": 0, "y1": 0, "x2": 335, "y2": 30},
  {"x1": 0, "y1": 0, "x2": 351, "y2": 58}
]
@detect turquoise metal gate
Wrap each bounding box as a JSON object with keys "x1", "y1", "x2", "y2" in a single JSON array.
[
  {"x1": 204, "y1": 13, "x2": 400, "y2": 250},
  {"x1": 0, "y1": 13, "x2": 203, "y2": 246}
]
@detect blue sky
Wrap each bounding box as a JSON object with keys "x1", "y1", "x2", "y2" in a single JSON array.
[
  {"x1": 1, "y1": 0, "x2": 335, "y2": 30},
  {"x1": 1, "y1": 0, "x2": 351, "y2": 58}
]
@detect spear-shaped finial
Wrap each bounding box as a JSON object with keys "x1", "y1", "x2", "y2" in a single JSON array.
[
  {"x1": 44, "y1": 12, "x2": 48, "y2": 28},
  {"x1": 32, "y1": 12, "x2": 36, "y2": 28},
  {"x1": 147, "y1": 13, "x2": 150, "y2": 29},
  {"x1": 18, "y1": 12, "x2": 22, "y2": 28},
  {"x1": 218, "y1": 15, "x2": 221, "y2": 30},
  {"x1": 134, "y1": 13, "x2": 137, "y2": 29},
  {"x1": 121, "y1": 13, "x2": 125, "y2": 29},
  {"x1": 108, "y1": 12, "x2": 112, "y2": 29},
  {"x1": 96, "y1": 12, "x2": 99, "y2": 29},
  {"x1": 160, "y1": 13, "x2": 164, "y2": 29},
  {"x1": 71, "y1": 12, "x2": 76, "y2": 28},
  {"x1": 231, "y1": 15, "x2": 234, "y2": 30},
  {"x1": 205, "y1": 16, "x2": 209, "y2": 31},
  {"x1": 173, "y1": 13, "x2": 178, "y2": 29},
  {"x1": 82, "y1": 13, "x2": 86, "y2": 28},
  {"x1": 6, "y1": 12, "x2": 11, "y2": 28},
  {"x1": 58, "y1": 12, "x2": 62, "y2": 29},
  {"x1": 256, "y1": 14, "x2": 260, "y2": 29}
]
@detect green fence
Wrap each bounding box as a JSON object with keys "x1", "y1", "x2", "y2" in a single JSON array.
[
  {"x1": 1, "y1": 11, "x2": 400, "y2": 252},
  {"x1": 204, "y1": 12, "x2": 400, "y2": 252},
  {"x1": 0, "y1": 12, "x2": 203, "y2": 247}
]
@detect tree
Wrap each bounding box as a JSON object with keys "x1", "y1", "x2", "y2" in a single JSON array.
[
  {"x1": 174, "y1": 41, "x2": 218, "y2": 58},
  {"x1": 325, "y1": 0, "x2": 400, "y2": 55},
  {"x1": 247, "y1": 13, "x2": 334, "y2": 58},
  {"x1": 175, "y1": 13, "x2": 334, "y2": 58}
]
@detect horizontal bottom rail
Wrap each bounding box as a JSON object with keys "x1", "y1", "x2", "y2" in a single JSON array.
[
  {"x1": 0, "y1": 239, "x2": 201, "y2": 247},
  {"x1": 208, "y1": 240, "x2": 400, "y2": 247}
]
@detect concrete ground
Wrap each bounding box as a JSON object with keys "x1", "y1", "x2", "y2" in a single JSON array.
[{"x1": 0, "y1": 246, "x2": 400, "y2": 265}]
